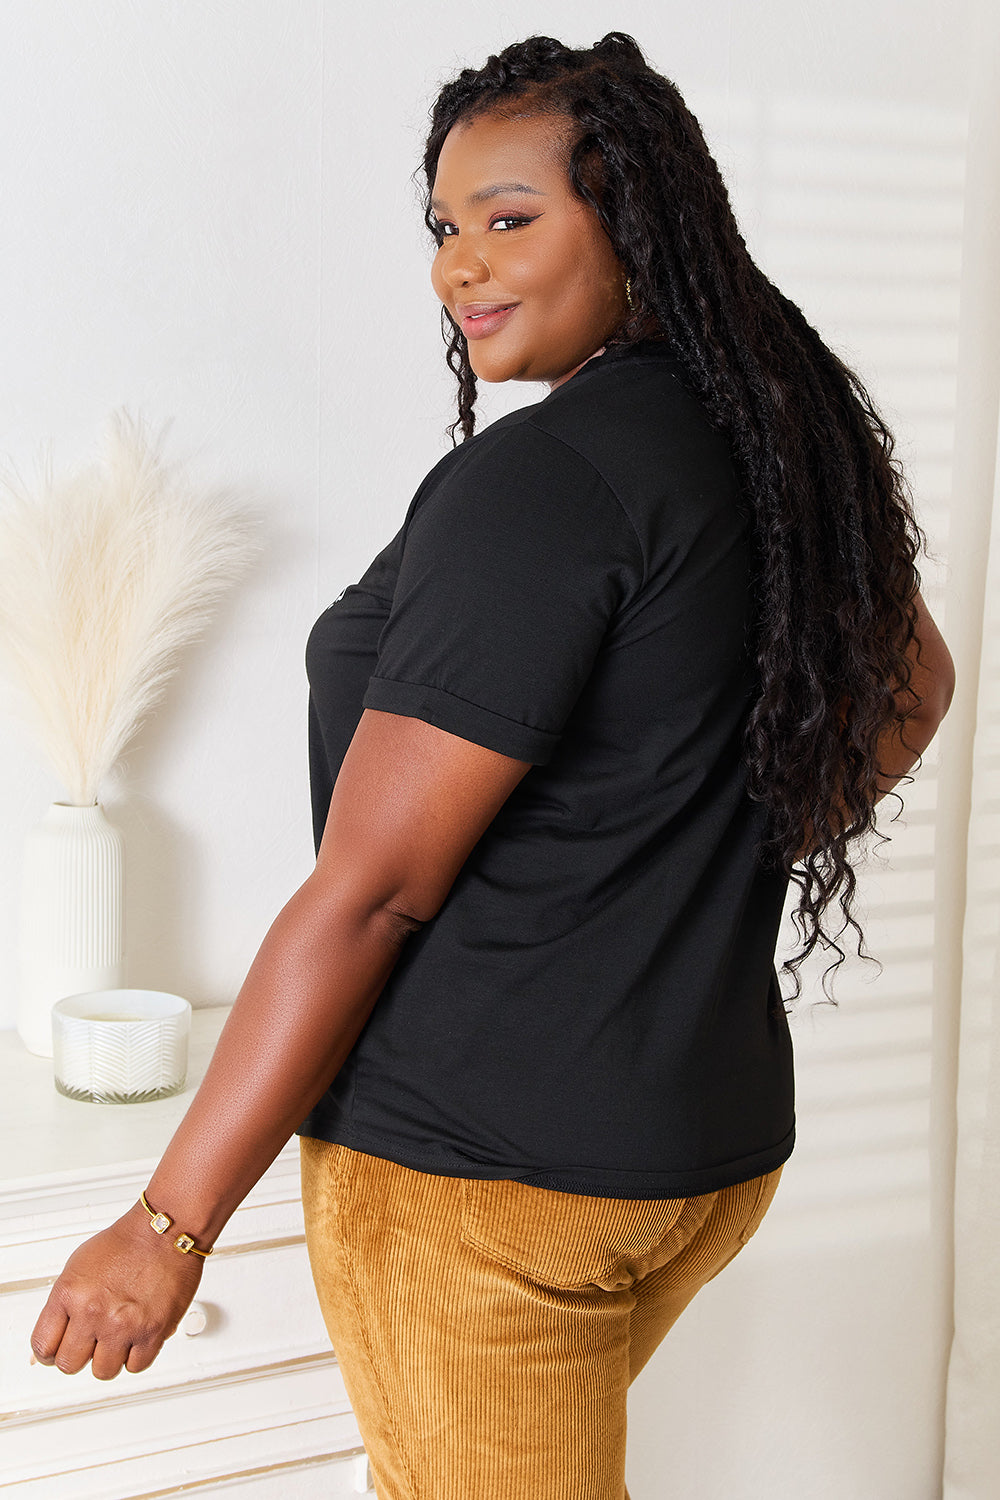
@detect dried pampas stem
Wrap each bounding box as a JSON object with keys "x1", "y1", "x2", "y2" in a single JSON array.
[{"x1": 0, "y1": 411, "x2": 259, "y2": 805}]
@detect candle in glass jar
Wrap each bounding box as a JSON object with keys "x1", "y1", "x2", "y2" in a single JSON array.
[{"x1": 51, "y1": 989, "x2": 191, "y2": 1104}]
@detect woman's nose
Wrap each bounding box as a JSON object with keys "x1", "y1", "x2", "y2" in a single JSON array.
[{"x1": 440, "y1": 239, "x2": 490, "y2": 289}]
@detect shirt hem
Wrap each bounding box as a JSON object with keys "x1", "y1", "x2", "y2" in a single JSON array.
[{"x1": 294, "y1": 1121, "x2": 796, "y2": 1200}]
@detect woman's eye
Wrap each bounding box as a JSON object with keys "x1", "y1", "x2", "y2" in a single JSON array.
[{"x1": 430, "y1": 214, "x2": 534, "y2": 244}]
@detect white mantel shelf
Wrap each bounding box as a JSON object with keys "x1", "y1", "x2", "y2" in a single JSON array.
[{"x1": 0, "y1": 1007, "x2": 374, "y2": 1499}]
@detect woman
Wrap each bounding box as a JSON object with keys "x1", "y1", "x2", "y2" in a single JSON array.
[{"x1": 31, "y1": 33, "x2": 954, "y2": 1499}]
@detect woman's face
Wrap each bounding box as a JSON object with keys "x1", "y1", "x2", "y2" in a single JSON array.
[{"x1": 429, "y1": 111, "x2": 629, "y2": 390}]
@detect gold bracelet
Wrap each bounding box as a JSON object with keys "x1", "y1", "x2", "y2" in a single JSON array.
[{"x1": 139, "y1": 1190, "x2": 214, "y2": 1259}]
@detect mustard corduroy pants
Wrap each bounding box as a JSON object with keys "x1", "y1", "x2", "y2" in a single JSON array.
[{"x1": 300, "y1": 1137, "x2": 782, "y2": 1500}]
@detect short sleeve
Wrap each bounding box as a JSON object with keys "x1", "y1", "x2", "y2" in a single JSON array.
[{"x1": 361, "y1": 422, "x2": 641, "y2": 763}]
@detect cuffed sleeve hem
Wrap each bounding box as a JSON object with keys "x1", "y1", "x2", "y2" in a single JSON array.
[{"x1": 362, "y1": 675, "x2": 558, "y2": 764}]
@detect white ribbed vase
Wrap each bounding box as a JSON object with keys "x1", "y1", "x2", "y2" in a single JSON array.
[{"x1": 17, "y1": 802, "x2": 125, "y2": 1057}]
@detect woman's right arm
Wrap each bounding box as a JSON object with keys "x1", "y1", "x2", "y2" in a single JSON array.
[
  {"x1": 870, "y1": 587, "x2": 956, "y2": 803},
  {"x1": 794, "y1": 588, "x2": 954, "y2": 862},
  {"x1": 30, "y1": 708, "x2": 532, "y2": 1381}
]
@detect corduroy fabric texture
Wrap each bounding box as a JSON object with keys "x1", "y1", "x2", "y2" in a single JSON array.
[{"x1": 300, "y1": 1138, "x2": 783, "y2": 1499}]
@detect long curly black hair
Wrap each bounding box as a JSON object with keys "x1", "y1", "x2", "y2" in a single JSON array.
[{"x1": 418, "y1": 32, "x2": 925, "y2": 999}]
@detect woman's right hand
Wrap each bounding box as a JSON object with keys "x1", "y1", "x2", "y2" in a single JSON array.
[{"x1": 30, "y1": 1201, "x2": 204, "y2": 1380}]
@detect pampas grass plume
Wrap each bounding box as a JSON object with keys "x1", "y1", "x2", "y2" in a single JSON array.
[{"x1": 0, "y1": 411, "x2": 260, "y2": 805}]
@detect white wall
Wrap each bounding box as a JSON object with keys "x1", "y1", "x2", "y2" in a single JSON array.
[{"x1": 0, "y1": 2, "x2": 991, "y2": 1496}]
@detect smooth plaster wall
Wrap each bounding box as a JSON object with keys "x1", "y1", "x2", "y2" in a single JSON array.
[{"x1": 0, "y1": 3, "x2": 992, "y2": 1496}]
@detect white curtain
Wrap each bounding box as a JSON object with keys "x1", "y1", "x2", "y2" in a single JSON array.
[
  {"x1": 943, "y1": 13, "x2": 1000, "y2": 1494},
  {"x1": 944, "y1": 437, "x2": 1000, "y2": 1497}
]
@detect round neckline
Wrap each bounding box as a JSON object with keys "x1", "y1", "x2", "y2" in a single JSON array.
[
  {"x1": 548, "y1": 336, "x2": 681, "y2": 395},
  {"x1": 591, "y1": 336, "x2": 677, "y2": 366}
]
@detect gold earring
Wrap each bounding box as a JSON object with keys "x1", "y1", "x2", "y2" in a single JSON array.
[{"x1": 625, "y1": 276, "x2": 636, "y2": 313}]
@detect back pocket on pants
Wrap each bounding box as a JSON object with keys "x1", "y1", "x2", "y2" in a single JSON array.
[{"x1": 460, "y1": 1178, "x2": 717, "y2": 1291}]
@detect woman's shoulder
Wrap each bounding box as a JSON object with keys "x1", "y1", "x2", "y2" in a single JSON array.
[
  {"x1": 421, "y1": 404, "x2": 616, "y2": 506},
  {"x1": 413, "y1": 341, "x2": 733, "y2": 548},
  {"x1": 532, "y1": 345, "x2": 735, "y2": 514},
  {"x1": 537, "y1": 341, "x2": 711, "y2": 448}
]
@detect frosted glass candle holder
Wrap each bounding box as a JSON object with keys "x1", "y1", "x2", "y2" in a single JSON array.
[{"x1": 52, "y1": 989, "x2": 191, "y2": 1104}]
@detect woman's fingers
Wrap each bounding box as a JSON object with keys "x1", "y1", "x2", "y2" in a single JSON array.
[
  {"x1": 29, "y1": 1301, "x2": 69, "y2": 1367},
  {"x1": 31, "y1": 1280, "x2": 142, "y2": 1378},
  {"x1": 34, "y1": 1297, "x2": 164, "y2": 1380},
  {"x1": 32, "y1": 1286, "x2": 104, "y2": 1375},
  {"x1": 55, "y1": 1332, "x2": 100, "y2": 1376},
  {"x1": 125, "y1": 1336, "x2": 163, "y2": 1374},
  {"x1": 91, "y1": 1338, "x2": 135, "y2": 1382}
]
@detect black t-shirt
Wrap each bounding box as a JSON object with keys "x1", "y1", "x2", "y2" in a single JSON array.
[{"x1": 298, "y1": 337, "x2": 795, "y2": 1198}]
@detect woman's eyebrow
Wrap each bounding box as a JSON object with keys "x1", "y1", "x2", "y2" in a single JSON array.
[{"x1": 430, "y1": 181, "x2": 546, "y2": 212}]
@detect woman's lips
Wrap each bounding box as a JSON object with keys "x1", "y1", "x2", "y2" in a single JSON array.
[{"x1": 459, "y1": 304, "x2": 519, "y2": 339}]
